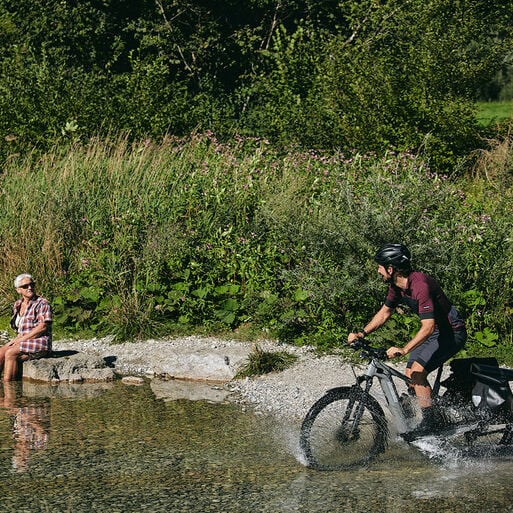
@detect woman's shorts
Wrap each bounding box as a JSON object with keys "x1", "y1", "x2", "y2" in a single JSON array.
[{"x1": 19, "y1": 350, "x2": 51, "y2": 361}]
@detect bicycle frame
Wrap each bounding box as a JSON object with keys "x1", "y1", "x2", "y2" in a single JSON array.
[
  {"x1": 350, "y1": 342, "x2": 513, "y2": 444},
  {"x1": 356, "y1": 357, "x2": 416, "y2": 434}
]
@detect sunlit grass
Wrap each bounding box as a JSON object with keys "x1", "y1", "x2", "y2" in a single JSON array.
[
  {"x1": 235, "y1": 345, "x2": 298, "y2": 377},
  {"x1": 0, "y1": 132, "x2": 512, "y2": 351},
  {"x1": 476, "y1": 101, "x2": 513, "y2": 126}
]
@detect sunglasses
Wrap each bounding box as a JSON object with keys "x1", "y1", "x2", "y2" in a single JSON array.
[{"x1": 19, "y1": 282, "x2": 35, "y2": 289}]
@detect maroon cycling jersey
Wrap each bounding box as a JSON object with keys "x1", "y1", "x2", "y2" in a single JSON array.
[{"x1": 384, "y1": 272, "x2": 465, "y2": 332}]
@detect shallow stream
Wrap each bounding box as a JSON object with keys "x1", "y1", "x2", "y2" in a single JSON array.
[{"x1": 0, "y1": 379, "x2": 512, "y2": 512}]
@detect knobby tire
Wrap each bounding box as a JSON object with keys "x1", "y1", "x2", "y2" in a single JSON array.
[{"x1": 300, "y1": 386, "x2": 388, "y2": 470}]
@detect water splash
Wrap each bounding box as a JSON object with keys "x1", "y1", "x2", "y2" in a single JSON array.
[
  {"x1": 411, "y1": 435, "x2": 462, "y2": 461},
  {"x1": 411, "y1": 432, "x2": 513, "y2": 468}
]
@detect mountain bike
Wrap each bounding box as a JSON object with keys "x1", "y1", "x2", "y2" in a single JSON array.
[{"x1": 299, "y1": 338, "x2": 513, "y2": 470}]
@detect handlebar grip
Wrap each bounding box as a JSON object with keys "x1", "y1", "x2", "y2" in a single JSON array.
[
  {"x1": 350, "y1": 338, "x2": 367, "y2": 350},
  {"x1": 350, "y1": 338, "x2": 388, "y2": 360}
]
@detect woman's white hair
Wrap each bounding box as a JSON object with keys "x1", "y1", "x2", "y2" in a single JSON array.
[{"x1": 14, "y1": 273, "x2": 34, "y2": 288}]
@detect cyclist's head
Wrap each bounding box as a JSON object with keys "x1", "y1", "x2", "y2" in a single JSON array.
[{"x1": 374, "y1": 243, "x2": 411, "y2": 273}]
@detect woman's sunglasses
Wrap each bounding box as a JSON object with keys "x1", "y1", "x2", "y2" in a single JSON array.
[{"x1": 19, "y1": 282, "x2": 35, "y2": 289}]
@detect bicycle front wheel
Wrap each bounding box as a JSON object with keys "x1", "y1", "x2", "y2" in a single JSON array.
[{"x1": 300, "y1": 386, "x2": 388, "y2": 470}]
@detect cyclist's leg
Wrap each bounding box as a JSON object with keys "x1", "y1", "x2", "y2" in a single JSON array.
[
  {"x1": 421, "y1": 327, "x2": 467, "y2": 378},
  {"x1": 405, "y1": 332, "x2": 441, "y2": 407},
  {"x1": 407, "y1": 363, "x2": 432, "y2": 408},
  {"x1": 403, "y1": 328, "x2": 467, "y2": 438}
]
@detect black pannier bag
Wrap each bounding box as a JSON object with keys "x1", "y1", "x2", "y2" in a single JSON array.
[
  {"x1": 470, "y1": 363, "x2": 513, "y2": 411},
  {"x1": 441, "y1": 357, "x2": 500, "y2": 403}
]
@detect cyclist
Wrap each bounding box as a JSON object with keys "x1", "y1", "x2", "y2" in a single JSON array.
[{"x1": 347, "y1": 243, "x2": 467, "y2": 437}]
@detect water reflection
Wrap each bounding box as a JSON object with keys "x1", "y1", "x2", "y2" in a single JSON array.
[{"x1": 0, "y1": 382, "x2": 50, "y2": 473}]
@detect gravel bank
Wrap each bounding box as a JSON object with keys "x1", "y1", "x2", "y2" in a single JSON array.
[{"x1": 52, "y1": 336, "x2": 402, "y2": 423}]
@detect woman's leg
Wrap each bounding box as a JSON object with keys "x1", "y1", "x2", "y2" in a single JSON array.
[
  {"x1": 3, "y1": 344, "x2": 22, "y2": 382},
  {"x1": 0, "y1": 344, "x2": 10, "y2": 377}
]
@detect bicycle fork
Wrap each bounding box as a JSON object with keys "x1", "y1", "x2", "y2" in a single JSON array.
[{"x1": 341, "y1": 386, "x2": 368, "y2": 440}]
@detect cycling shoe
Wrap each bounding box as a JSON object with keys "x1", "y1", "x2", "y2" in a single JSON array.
[{"x1": 401, "y1": 406, "x2": 444, "y2": 442}]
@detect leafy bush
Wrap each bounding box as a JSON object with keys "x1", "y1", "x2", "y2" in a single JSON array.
[
  {"x1": 1, "y1": 1, "x2": 512, "y2": 171},
  {"x1": 239, "y1": 0, "x2": 512, "y2": 171}
]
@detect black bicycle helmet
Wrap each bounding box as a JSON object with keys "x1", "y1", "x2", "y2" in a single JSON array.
[{"x1": 374, "y1": 243, "x2": 411, "y2": 270}]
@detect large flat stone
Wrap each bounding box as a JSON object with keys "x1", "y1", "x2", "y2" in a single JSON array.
[
  {"x1": 52, "y1": 338, "x2": 254, "y2": 382},
  {"x1": 153, "y1": 349, "x2": 239, "y2": 382},
  {"x1": 22, "y1": 351, "x2": 115, "y2": 383}
]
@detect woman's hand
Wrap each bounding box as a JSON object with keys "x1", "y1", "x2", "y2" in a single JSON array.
[{"x1": 386, "y1": 346, "x2": 405, "y2": 359}]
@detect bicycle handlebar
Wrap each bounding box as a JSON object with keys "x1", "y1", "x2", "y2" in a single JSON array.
[{"x1": 349, "y1": 338, "x2": 388, "y2": 361}]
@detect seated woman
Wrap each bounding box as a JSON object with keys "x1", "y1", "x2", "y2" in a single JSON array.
[{"x1": 0, "y1": 274, "x2": 52, "y2": 381}]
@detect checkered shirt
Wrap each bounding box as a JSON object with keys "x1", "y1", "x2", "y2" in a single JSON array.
[{"x1": 13, "y1": 296, "x2": 52, "y2": 353}]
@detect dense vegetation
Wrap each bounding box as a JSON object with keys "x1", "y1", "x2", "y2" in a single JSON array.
[
  {"x1": 0, "y1": 133, "x2": 512, "y2": 362},
  {"x1": 0, "y1": 1, "x2": 513, "y2": 361},
  {"x1": 0, "y1": 0, "x2": 512, "y2": 170}
]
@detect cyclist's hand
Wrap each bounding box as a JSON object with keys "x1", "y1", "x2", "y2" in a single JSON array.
[
  {"x1": 386, "y1": 346, "x2": 404, "y2": 359},
  {"x1": 347, "y1": 332, "x2": 365, "y2": 344}
]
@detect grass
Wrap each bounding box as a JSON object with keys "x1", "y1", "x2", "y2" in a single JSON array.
[
  {"x1": 235, "y1": 345, "x2": 298, "y2": 377},
  {"x1": 476, "y1": 100, "x2": 513, "y2": 126},
  {"x1": 0, "y1": 132, "x2": 513, "y2": 354}
]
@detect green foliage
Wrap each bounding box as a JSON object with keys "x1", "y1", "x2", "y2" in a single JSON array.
[
  {"x1": 0, "y1": 133, "x2": 510, "y2": 353},
  {"x1": 240, "y1": 0, "x2": 513, "y2": 170},
  {"x1": 1, "y1": 1, "x2": 513, "y2": 365},
  {"x1": 0, "y1": 126, "x2": 512, "y2": 361},
  {"x1": 474, "y1": 328, "x2": 500, "y2": 347},
  {"x1": 235, "y1": 345, "x2": 298, "y2": 378},
  {"x1": 0, "y1": 1, "x2": 513, "y2": 170}
]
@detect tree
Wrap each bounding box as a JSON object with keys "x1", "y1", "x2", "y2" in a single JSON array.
[
  {"x1": 0, "y1": 0, "x2": 512, "y2": 170},
  {"x1": 239, "y1": 0, "x2": 513, "y2": 170}
]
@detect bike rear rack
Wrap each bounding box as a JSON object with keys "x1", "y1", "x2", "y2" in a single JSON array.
[{"x1": 471, "y1": 364, "x2": 513, "y2": 386}]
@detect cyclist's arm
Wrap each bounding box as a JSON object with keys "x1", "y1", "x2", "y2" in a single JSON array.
[
  {"x1": 348, "y1": 304, "x2": 394, "y2": 343},
  {"x1": 386, "y1": 318, "x2": 435, "y2": 357}
]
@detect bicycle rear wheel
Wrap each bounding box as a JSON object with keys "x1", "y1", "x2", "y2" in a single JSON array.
[{"x1": 300, "y1": 386, "x2": 388, "y2": 470}]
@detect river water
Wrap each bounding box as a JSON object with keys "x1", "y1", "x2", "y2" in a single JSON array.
[{"x1": 0, "y1": 379, "x2": 512, "y2": 513}]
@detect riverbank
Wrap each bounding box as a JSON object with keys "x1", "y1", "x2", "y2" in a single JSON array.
[{"x1": 52, "y1": 336, "x2": 368, "y2": 422}]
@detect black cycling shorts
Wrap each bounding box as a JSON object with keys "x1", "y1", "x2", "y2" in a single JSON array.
[{"x1": 407, "y1": 326, "x2": 467, "y2": 373}]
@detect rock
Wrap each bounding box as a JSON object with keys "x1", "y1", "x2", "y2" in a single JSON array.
[
  {"x1": 121, "y1": 376, "x2": 145, "y2": 385},
  {"x1": 150, "y1": 346, "x2": 248, "y2": 382},
  {"x1": 22, "y1": 351, "x2": 115, "y2": 383},
  {"x1": 51, "y1": 337, "x2": 253, "y2": 382},
  {"x1": 150, "y1": 379, "x2": 232, "y2": 403}
]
